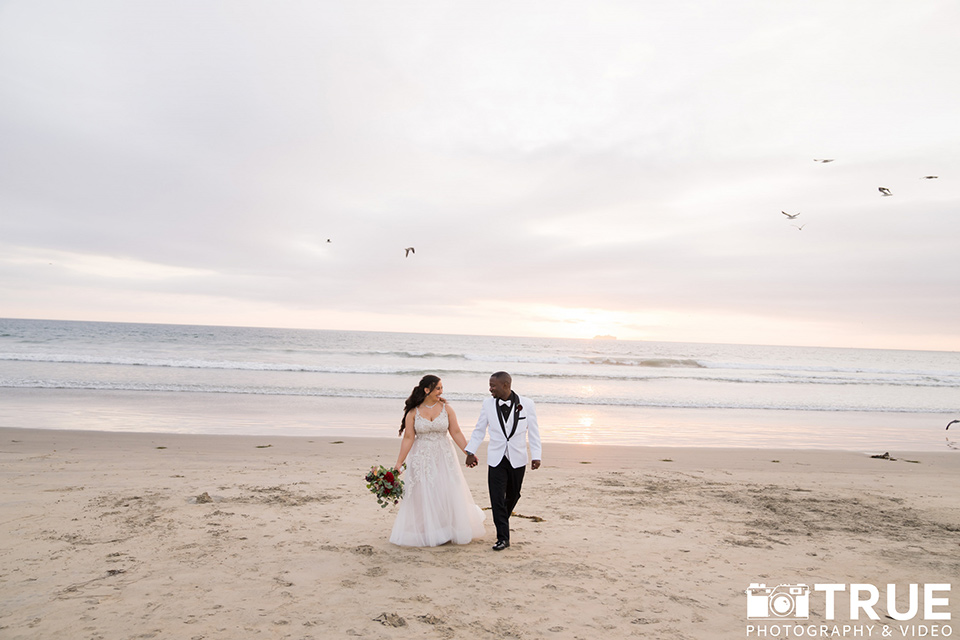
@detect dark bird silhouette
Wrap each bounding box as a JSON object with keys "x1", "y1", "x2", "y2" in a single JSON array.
[
  {"x1": 921, "y1": 176, "x2": 939, "y2": 180},
  {"x1": 792, "y1": 224, "x2": 806, "y2": 231},
  {"x1": 813, "y1": 159, "x2": 835, "y2": 163},
  {"x1": 782, "y1": 211, "x2": 800, "y2": 219},
  {"x1": 948, "y1": 420, "x2": 959, "y2": 430},
  {"x1": 404, "y1": 247, "x2": 415, "y2": 257},
  {"x1": 326, "y1": 239, "x2": 331, "y2": 243},
  {"x1": 879, "y1": 187, "x2": 893, "y2": 197}
]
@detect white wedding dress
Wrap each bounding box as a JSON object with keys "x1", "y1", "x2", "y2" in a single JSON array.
[{"x1": 390, "y1": 405, "x2": 485, "y2": 547}]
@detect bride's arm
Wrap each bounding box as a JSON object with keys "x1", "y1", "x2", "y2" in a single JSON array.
[
  {"x1": 446, "y1": 405, "x2": 469, "y2": 452},
  {"x1": 395, "y1": 411, "x2": 416, "y2": 470}
]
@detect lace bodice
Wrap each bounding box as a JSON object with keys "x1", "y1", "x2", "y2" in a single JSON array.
[
  {"x1": 414, "y1": 405, "x2": 449, "y2": 437},
  {"x1": 406, "y1": 405, "x2": 453, "y2": 488}
]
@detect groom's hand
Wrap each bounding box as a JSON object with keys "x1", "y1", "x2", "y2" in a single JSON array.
[
  {"x1": 465, "y1": 453, "x2": 478, "y2": 468},
  {"x1": 531, "y1": 460, "x2": 541, "y2": 470}
]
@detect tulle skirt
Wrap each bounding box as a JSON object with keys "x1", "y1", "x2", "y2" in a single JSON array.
[{"x1": 390, "y1": 436, "x2": 485, "y2": 547}]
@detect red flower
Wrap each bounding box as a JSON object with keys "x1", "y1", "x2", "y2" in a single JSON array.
[
  {"x1": 384, "y1": 471, "x2": 394, "y2": 483},
  {"x1": 517, "y1": 404, "x2": 523, "y2": 412}
]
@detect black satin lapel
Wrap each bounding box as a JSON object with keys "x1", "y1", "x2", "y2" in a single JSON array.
[{"x1": 507, "y1": 391, "x2": 520, "y2": 440}]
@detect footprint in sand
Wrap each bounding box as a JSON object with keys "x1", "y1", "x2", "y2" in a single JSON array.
[{"x1": 374, "y1": 612, "x2": 406, "y2": 627}]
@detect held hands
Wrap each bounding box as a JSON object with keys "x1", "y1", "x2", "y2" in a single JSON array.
[{"x1": 463, "y1": 454, "x2": 538, "y2": 469}]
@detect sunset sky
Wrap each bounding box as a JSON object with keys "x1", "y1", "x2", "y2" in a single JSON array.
[{"x1": 2, "y1": 1, "x2": 959, "y2": 350}]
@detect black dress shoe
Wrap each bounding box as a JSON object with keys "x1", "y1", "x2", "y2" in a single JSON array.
[{"x1": 492, "y1": 540, "x2": 510, "y2": 551}]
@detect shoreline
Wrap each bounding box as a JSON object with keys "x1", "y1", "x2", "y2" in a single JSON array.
[
  {"x1": 1, "y1": 425, "x2": 957, "y2": 459},
  {"x1": 1, "y1": 387, "x2": 955, "y2": 451}
]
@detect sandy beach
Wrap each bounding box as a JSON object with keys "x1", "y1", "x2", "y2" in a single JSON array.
[{"x1": 1, "y1": 428, "x2": 958, "y2": 639}]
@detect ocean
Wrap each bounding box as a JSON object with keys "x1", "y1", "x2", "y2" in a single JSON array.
[{"x1": 1, "y1": 318, "x2": 957, "y2": 451}]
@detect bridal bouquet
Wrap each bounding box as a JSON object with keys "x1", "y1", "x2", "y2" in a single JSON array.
[{"x1": 365, "y1": 464, "x2": 404, "y2": 508}]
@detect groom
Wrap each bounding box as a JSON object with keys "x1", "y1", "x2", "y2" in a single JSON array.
[{"x1": 465, "y1": 371, "x2": 541, "y2": 551}]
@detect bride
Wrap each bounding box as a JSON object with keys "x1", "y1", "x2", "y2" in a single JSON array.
[{"x1": 390, "y1": 375, "x2": 485, "y2": 547}]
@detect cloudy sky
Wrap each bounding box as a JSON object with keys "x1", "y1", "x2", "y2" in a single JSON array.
[{"x1": 2, "y1": 1, "x2": 959, "y2": 350}]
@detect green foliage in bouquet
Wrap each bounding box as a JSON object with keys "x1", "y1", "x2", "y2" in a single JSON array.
[{"x1": 365, "y1": 464, "x2": 404, "y2": 508}]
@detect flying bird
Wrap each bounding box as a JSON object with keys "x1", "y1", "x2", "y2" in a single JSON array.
[
  {"x1": 813, "y1": 159, "x2": 835, "y2": 163},
  {"x1": 948, "y1": 420, "x2": 959, "y2": 430},
  {"x1": 782, "y1": 211, "x2": 800, "y2": 219},
  {"x1": 921, "y1": 176, "x2": 939, "y2": 180},
  {"x1": 878, "y1": 187, "x2": 893, "y2": 197},
  {"x1": 404, "y1": 247, "x2": 415, "y2": 257},
  {"x1": 792, "y1": 224, "x2": 806, "y2": 231}
]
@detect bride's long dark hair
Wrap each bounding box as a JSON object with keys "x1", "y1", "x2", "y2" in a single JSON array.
[{"x1": 400, "y1": 374, "x2": 441, "y2": 436}]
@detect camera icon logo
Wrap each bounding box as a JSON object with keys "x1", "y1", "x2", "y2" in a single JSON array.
[{"x1": 745, "y1": 583, "x2": 810, "y2": 619}]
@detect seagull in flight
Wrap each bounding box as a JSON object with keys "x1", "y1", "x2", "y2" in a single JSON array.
[
  {"x1": 404, "y1": 247, "x2": 415, "y2": 257},
  {"x1": 878, "y1": 187, "x2": 893, "y2": 197},
  {"x1": 813, "y1": 159, "x2": 835, "y2": 163},
  {"x1": 782, "y1": 211, "x2": 800, "y2": 219},
  {"x1": 792, "y1": 224, "x2": 806, "y2": 231},
  {"x1": 921, "y1": 176, "x2": 939, "y2": 180},
  {"x1": 948, "y1": 419, "x2": 959, "y2": 430}
]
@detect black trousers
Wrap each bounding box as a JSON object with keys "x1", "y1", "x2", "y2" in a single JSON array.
[{"x1": 488, "y1": 455, "x2": 525, "y2": 543}]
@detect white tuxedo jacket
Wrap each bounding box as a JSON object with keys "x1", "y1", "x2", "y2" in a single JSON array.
[{"x1": 466, "y1": 394, "x2": 541, "y2": 469}]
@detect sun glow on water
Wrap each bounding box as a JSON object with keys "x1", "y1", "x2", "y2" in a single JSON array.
[{"x1": 570, "y1": 413, "x2": 597, "y2": 445}]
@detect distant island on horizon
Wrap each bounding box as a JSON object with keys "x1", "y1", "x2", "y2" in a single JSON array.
[{"x1": 593, "y1": 334, "x2": 617, "y2": 340}]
